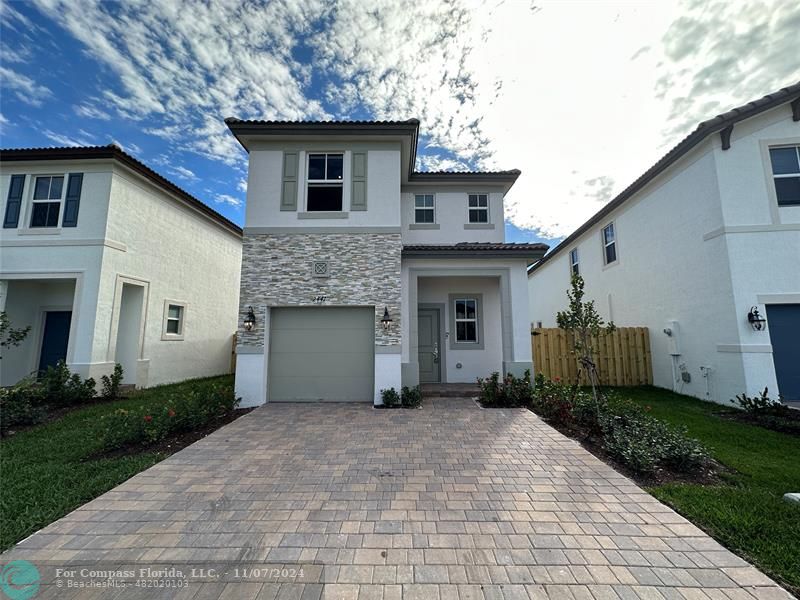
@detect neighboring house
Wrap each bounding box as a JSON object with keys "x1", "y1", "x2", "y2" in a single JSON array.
[
  {"x1": 227, "y1": 119, "x2": 546, "y2": 407},
  {"x1": 0, "y1": 145, "x2": 242, "y2": 388},
  {"x1": 528, "y1": 83, "x2": 800, "y2": 404}
]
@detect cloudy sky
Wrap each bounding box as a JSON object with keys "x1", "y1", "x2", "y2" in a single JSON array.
[{"x1": 1, "y1": 0, "x2": 798, "y2": 244}]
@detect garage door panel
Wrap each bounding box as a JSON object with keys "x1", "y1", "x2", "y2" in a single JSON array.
[{"x1": 268, "y1": 307, "x2": 374, "y2": 402}]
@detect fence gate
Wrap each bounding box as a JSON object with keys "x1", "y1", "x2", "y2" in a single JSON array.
[{"x1": 531, "y1": 327, "x2": 653, "y2": 386}]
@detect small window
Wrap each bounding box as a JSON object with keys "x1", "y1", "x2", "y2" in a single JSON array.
[
  {"x1": 307, "y1": 153, "x2": 344, "y2": 211},
  {"x1": 569, "y1": 248, "x2": 580, "y2": 276},
  {"x1": 30, "y1": 175, "x2": 64, "y2": 228},
  {"x1": 454, "y1": 298, "x2": 478, "y2": 343},
  {"x1": 468, "y1": 194, "x2": 489, "y2": 223},
  {"x1": 162, "y1": 301, "x2": 186, "y2": 340},
  {"x1": 769, "y1": 146, "x2": 800, "y2": 206},
  {"x1": 602, "y1": 222, "x2": 617, "y2": 265},
  {"x1": 414, "y1": 194, "x2": 435, "y2": 223}
]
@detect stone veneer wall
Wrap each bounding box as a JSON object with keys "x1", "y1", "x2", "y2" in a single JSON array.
[{"x1": 238, "y1": 232, "x2": 402, "y2": 349}]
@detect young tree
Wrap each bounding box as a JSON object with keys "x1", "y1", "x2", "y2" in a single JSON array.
[
  {"x1": 0, "y1": 311, "x2": 31, "y2": 359},
  {"x1": 556, "y1": 275, "x2": 615, "y2": 407}
]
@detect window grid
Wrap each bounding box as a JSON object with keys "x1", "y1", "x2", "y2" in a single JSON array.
[
  {"x1": 603, "y1": 223, "x2": 617, "y2": 264},
  {"x1": 307, "y1": 153, "x2": 344, "y2": 211},
  {"x1": 468, "y1": 194, "x2": 489, "y2": 223},
  {"x1": 414, "y1": 194, "x2": 435, "y2": 223},
  {"x1": 569, "y1": 248, "x2": 580, "y2": 276},
  {"x1": 769, "y1": 145, "x2": 800, "y2": 206},
  {"x1": 30, "y1": 175, "x2": 64, "y2": 228},
  {"x1": 166, "y1": 304, "x2": 183, "y2": 335},
  {"x1": 454, "y1": 298, "x2": 478, "y2": 343}
]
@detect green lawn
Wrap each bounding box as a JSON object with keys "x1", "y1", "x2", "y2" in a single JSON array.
[
  {"x1": 623, "y1": 386, "x2": 799, "y2": 595},
  {"x1": 0, "y1": 375, "x2": 233, "y2": 551}
]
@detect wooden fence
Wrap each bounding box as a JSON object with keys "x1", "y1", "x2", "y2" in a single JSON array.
[{"x1": 531, "y1": 327, "x2": 652, "y2": 386}]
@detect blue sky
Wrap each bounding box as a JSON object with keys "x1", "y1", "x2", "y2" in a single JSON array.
[{"x1": 1, "y1": 1, "x2": 798, "y2": 246}]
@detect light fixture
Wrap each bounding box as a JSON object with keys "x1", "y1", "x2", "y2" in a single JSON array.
[
  {"x1": 243, "y1": 306, "x2": 256, "y2": 332},
  {"x1": 380, "y1": 306, "x2": 393, "y2": 331},
  {"x1": 747, "y1": 306, "x2": 766, "y2": 331}
]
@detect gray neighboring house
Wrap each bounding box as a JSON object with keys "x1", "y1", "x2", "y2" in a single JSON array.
[{"x1": 227, "y1": 119, "x2": 547, "y2": 406}]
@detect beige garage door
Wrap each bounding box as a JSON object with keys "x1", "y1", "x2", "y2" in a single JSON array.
[{"x1": 268, "y1": 307, "x2": 374, "y2": 402}]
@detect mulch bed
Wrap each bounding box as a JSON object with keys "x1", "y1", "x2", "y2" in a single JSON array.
[
  {"x1": 715, "y1": 410, "x2": 800, "y2": 437},
  {"x1": 90, "y1": 407, "x2": 255, "y2": 461}
]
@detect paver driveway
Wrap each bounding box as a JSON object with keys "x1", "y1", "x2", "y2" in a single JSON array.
[{"x1": 2, "y1": 399, "x2": 792, "y2": 600}]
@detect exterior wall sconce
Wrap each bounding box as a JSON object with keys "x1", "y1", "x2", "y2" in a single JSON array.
[
  {"x1": 380, "y1": 306, "x2": 393, "y2": 331},
  {"x1": 243, "y1": 306, "x2": 256, "y2": 332},
  {"x1": 747, "y1": 306, "x2": 766, "y2": 331}
]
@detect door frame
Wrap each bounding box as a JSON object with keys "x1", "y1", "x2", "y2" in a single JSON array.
[
  {"x1": 35, "y1": 306, "x2": 73, "y2": 374},
  {"x1": 418, "y1": 302, "x2": 446, "y2": 383},
  {"x1": 107, "y1": 274, "x2": 150, "y2": 386}
]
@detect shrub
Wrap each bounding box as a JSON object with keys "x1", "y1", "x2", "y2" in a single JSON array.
[
  {"x1": 381, "y1": 387, "x2": 401, "y2": 407},
  {"x1": 531, "y1": 373, "x2": 581, "y2": 426},
  {"x1": 100, "y1": 379, "x2": 239, "y2": 450},
  {"x1": 401, "y1": 385, "x2": 422, "y2": 408},
  {"x1": 40, "y1": 361, "x2": 96, "y2": 406},
  {"x1": 478, "y1": 371, "x2": 533, "y2": 407},
  {"x1": 101, "y1": 364, "x2": 124, "y2": 401},
  {"x1": 732, "y1": 387, "x2": 788, "y2": 416},
  {"x1": 0, "y1": 378, "x2": 46, "y2": 435}
]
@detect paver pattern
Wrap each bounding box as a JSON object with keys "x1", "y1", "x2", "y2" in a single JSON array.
[{"x1": 2, "y1": 399, "x2": 793, "y2": 599}]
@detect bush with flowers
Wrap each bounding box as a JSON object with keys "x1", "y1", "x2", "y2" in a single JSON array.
[{"x1": 100, "y1": 378, "x2": 239, "y2": 450}]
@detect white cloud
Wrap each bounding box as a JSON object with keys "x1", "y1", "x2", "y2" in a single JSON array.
[
  {"x1": 41, "y1": 128, "x2": 95, "y2": 147},
  {"x1": 237, "y1": 178, "x2": 247, "y2": 193},
  {"x1": 215, "y1": 193, "x2": 242, "y2": 208},
  {"x1": 169, "y1": 165, "x2": 198, "y2": 181},
  {"x1": 0, "y1": 66, "x2": 52, "y2": 107},
  {"x1": 74, "y1": 102, "x2": 111, "y2": 121}
]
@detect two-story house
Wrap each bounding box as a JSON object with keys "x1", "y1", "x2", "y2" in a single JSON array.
[
  {"x1": 528, "y1": 83, "x2": 800, "y2": 405},
  {"x1": 227, "y1": 119, "x2": 547, "y2": 406},
  {"x1": 0, "y1": 145, "x2": 242, "y2": 388}
]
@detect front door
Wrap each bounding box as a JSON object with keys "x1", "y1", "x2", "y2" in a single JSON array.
[
  {"x1": 766, "y1": 304, "x2": 800, "y2": 402},
  {"x1": 38, "y1": 311, "x2": 71, "y2": 373},
  {"x1": 418, "y1": 308, "x2": 441, "y2": 383}
]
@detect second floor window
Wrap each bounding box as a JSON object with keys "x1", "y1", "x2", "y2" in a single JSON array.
[
  {"x1": 569, "y1": 248, "x2": 579, "y2": 276},
  {"x1": 31, "y1": 175, "x2": 64, "y2": 228},
  {"x1": 602, "y1": 222, "x2": 617, "y2": 264},
  {"x1": 414, "y1": 194, "x2": 435, "y2": 223},
  {"x1": 307, "y1": 153, "x2": 343, "y2": 211},
  {"x1": 769, "y1": 146, "x2": 800, "y2": 206},
  {"x1": 468, "y1": 194, "x2": 489, "y2": 223}
]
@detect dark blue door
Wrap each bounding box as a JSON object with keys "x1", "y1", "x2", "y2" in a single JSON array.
[
  {"x1": 38, "y1": 311, "x2": 71, "y2": 373},
  {"x1": 766, "y1": 304, "x2": 800, "y2": 402}
]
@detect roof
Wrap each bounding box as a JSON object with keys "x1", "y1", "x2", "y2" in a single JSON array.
[
  {"x1": 224, "y1": 118, "x2": 521, "y2": 188},
  {"x1": 528, "y1": 80, "x2": 800, "y2": 276},
  {"x1": 0, "y1": 145, "x2": 242, "y2": 237},
  {"x1": 403, "y1": 242, "x2": 549, "y2": 264}
]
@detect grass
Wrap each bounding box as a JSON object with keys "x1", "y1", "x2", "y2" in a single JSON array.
[
  {"x1": 621, "y1": 386, "x2": 799, "y2": 595},
  {"x1": 0, "y1": 375, "x2": 233, "y2": 551}
]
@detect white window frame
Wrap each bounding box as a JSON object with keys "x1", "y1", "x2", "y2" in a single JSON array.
[
  {"x1": 28, "y1": 174, "x2": 66, "y2": 229},
  {"x1": 467, "y1": 193, "x2": 489, "y2": 224},
  {"x1": 602, "y1": 222, "x2": 617, "y2": 265},
  {"x1": 768, "y1": 144, "x2": 800, "y2": 207},
  {"x1": 569, "y1": 248, "x2": 580, "y2": 276},
  {"x1": 161, "y1": 300, "x2": 187, "y2": 341},
  {"x1": 414, "y1": 194, "x2": 436, "y2": 224},
  {"x1": 306, "y1": 152, "x2": 344, "y2": 212},
  {"x1": 454, "y1": 297, "x2": 479, "y2": 343}
]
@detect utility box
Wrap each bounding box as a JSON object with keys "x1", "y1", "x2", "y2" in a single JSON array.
[{"x1": 665, "y1": 320, "x2": 681, "y2": 355}]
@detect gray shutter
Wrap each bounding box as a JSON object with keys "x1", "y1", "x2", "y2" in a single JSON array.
[
  {"x1": 281, "y1": 152, "x2": 298, "y2": 211},
  {"x1": 3, "y1": 174, "x2": 25, "y2": 228},
  {"x1": 62, "y1": 173, "x2": 83, "y2": 227},
  {"x1": 351, "y1": 151, "x2": 367, "y2": 211}
]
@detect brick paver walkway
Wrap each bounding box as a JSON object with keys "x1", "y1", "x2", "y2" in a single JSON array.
[{"x1": 2, "y1": 399, "x2": 792, "y2": 599}]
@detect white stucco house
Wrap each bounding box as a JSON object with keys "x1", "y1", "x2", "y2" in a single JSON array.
[
  {"x1": 528, "y1": 82, "x2": 800, "y2": 405},
  {"x1": 0, "y1": 145, "x2": 242, "y2": 388},
  {"x1": 227, "y1": 119, "x2": 547, "y2": 407}
]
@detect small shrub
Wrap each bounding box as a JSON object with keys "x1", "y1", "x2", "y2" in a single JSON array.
[
  {"x1": 40, "y1": 360, "x2": 96, "y2": 406},
  {"x1": 732, "y1": 387, "x2": 787, "y2": 416},
  {"x1": 478, "y1": 371, "x2": 533, "y2": 407},
  {"x1": 0, "y1": 379, "x2": 46, "y2": 435},
  {"x1": 401, "y1": 385, "x2": 422, "y2": 408},
  {"x1": 531, "y1": 374, "x2": 577, "y2": 425},
  {"x1": 381, "y1": 387, "x2": 400, "y2": 407},
  {"x1": 101, "y1": 364, "x2": 124, "y2": 401}
]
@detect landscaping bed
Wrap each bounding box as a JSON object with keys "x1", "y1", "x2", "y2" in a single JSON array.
[{"x1": 0, "y1": 375, "x2": 244, "y2": 551}]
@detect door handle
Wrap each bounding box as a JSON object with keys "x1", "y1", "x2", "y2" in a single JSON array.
[{"x1": 432, "y1": 343, "x2": 439, "y2": 363}]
